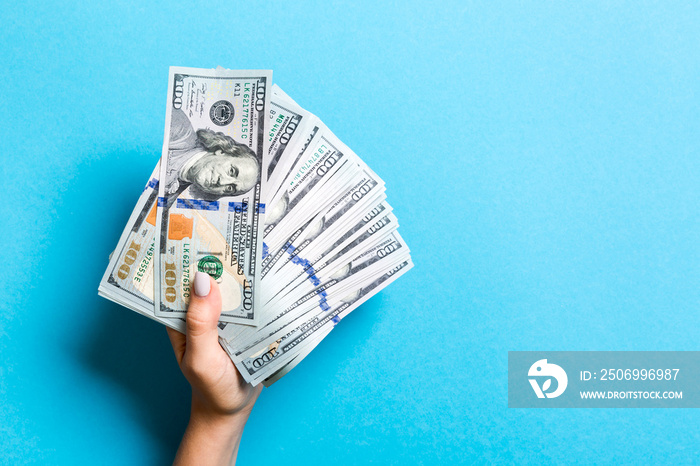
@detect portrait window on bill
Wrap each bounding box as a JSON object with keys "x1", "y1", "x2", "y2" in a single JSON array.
[{"x1": 163, "y1": 108, "x2": 260, "y2": 201}]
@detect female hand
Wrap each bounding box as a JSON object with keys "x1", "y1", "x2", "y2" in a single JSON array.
[{"x1": 166, "y1": 271, "x2": 262, "y2": 465}]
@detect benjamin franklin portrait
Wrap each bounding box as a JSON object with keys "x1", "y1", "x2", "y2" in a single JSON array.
[{"x1": 163, "y1": 108, "x2": 260, "y2": 202}]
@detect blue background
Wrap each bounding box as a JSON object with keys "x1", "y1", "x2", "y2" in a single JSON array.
[{"x1": 2, "y1": 1, "x2": 698, "y2": 464}]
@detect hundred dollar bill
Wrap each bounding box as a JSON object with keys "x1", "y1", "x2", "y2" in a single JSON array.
[
  {"x1": 264, "y1": 230, "x2": 409, "y2": 314},
  {"x1": 154, "y1": 67, "x2": 271, "y2": 325},
  {"x1": 261, "y1": 197, "x2": 391, "y2": 304},
  {"x1": 260, "y1": 178, "x2": 387, "y2": 290},
  {"x1": 265, "y1": 87, "x2": 317, "y2": 200},
  {"x1": 238, "y1": 258, "x2": 414, "y2": 384},
  {"x1": 260, "y1": 164, "x2": 385, "y2": 282},
  {"x1": 260, "y1": 159, "x2": 361, "y2": 276},
  {"x1": 98, "y1": 162, "x2": 186, "y2": 333},
  {"x1": 226, "y1": 231, "x2": 411, "y2": 356},
  {"x1": 100, "y1": 91, "x2": 306, "y2": 333},
  {"x1": 272, "y1": 202, "x2": 394, "y2": 284},
  {"x1": 268, "y1": 211, "x2": 399, "y2": 304},
  {"x1": 100, "y1": 80, "x2": 412, "y2": 386},
  {"x1": 262, "y1": 125, "x2": 358, "y2": 254}
]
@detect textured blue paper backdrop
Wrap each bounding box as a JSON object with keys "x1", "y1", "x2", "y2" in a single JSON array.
[{"x1": 2, "y1": 1, "x2": 699, "y2": 464}]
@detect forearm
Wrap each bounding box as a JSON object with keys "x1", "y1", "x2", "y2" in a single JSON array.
[
  {"x1": 173, "y1": 396, "x2": 251, "y2": 466},
  {"x1": 169, "y1": 275, "x2": 261, "y2": 465}
]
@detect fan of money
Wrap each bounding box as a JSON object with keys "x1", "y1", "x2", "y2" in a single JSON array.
[{"x1": 99, "y1": 67, "x2": 412, "y2": 386}]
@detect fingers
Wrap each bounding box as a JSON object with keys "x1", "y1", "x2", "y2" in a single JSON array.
[
  {"x1": 166, "y1": 326, "x2": 186, "y2": 365},
  {"x1": 185, "y1": 272, "x2": 223, "y2": 365}
]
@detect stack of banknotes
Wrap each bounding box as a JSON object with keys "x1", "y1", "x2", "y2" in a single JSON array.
[{"x1": 98, "y1": 67, "x2": 412, "y2": 386}]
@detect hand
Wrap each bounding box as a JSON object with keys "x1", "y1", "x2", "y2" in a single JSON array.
[{"x1": 167, "y1": 271, "x2": 262, "y2": 465}]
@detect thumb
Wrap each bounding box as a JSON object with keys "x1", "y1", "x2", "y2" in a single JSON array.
[{"x1": 185, "y1": 271, "x2": 223, "y2": 363}]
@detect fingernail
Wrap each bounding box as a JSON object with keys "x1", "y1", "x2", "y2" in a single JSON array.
[{"x1": 194, "y1": 271, "x2": 211, "y2": 297}]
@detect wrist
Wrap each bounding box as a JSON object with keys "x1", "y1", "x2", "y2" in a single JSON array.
[
  {"x1": 173, "y1": 396, "x2": 251, "y2": 465},
  {"x1": 190, "y1": 393, "x2": 252, "y2": 433}
]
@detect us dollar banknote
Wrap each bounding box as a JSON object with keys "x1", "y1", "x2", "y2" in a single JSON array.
[
  {"x1": 154, "y1": 68, "x2": 272, "y2": 326},
  {"x1": 263, "y1": 230, "x2": 410, "y2": 315},
  {"x1": 265, "y1": 86, "x2": 318, "y2": 199},
  {"x1": 262, "y1": 126, "x2": 358, "y2": 254},
  {"x1": 100, "y1": 74, "x2": 413, "y2": 386},
  {"x1": 225, "y1": 231, "x2": 411, "y2": 357},
  {"x1": 260, "y1": 170, "x2": 386, "y2": 286},
  {"x1": 98, "y1": 163, "x2": 186, "y2": 333},
  {"x1": 235, "y1": 258, "x2": 414, "y2": 384},
  {"x1": 268, "y1": 210, "x2": 399, "y2": 303}
]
